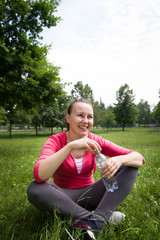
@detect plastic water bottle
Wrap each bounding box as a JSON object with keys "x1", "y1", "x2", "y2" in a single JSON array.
[{"x1": 94, "y1": 150, "x2": 118, "y2": 192}]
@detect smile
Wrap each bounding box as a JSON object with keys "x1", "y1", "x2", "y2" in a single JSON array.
[{"x1": 79, "y1": 126, "x2": 88, "y2": 129}]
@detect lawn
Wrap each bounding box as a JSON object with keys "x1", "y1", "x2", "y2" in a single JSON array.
[{"x1": 0, "y1": 128, "x2": 159, "y2": 240}]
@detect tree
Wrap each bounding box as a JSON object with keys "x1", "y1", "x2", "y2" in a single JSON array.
[
  {"x1": 152, "y1": 89, "x2": 160, "y2": 126},
  {"x1": 0, "y1": 0, "x2": 65, "y2": 137},
  {"x1": 71, "y1": 81, "x2": 94, "y2": 101},
  {"x1": 92, "y1": 101, "x2": 101, "y2": 127},
  {"x1": 92, "y1": 100, "x2": 116, "y2": 130},
  {"x1": 56, "y1": 94, "x2": 71, "y2": 131},
  {"x1": 96, "y1": 100, "x2": 106, "y2": 128},
  {"x1": 5, "y1": 109, "x2": 32, "y2": 137},
  {"x1": 32, "y1": 94, "x2": 70, "y2": 135},
  {"x1": 114, "y1": 84, "x2": 136, "y2": 131},
  {"x1": 41, "y1": 105, "x2": 61, "y2": 135},
  {"x1": 137, "y1": 100, "x2": 151, "y2": 126},
  {"x1": 41, "y1": 97, "x2": 69, "y2": 135},
  {"x1": 104, "y1": 106, "x2": 116, "y2": 132},
  {"x1": 32, "y1": 107, "x2": 43, "y2": 136},
  {"x1": 2, "y1": 50, "x2": 64, "y2": 137},
  {"x1": 152, "y1": 102, "x2": 160, "y2": 125},
  {"x1": 0, "y1": 0, "x2": 61, "y2": 51}
]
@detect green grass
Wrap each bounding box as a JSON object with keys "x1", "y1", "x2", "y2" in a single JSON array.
[{"x1": 0, "y1": 128, "x2": 160, "y2": 239}]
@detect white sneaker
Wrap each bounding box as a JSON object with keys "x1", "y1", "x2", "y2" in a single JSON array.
[
  {"x1": 108, "y1": 211, "x2": 126, "y2": 225},
  {"x1": 85, "y1": 230, "x2": 96, "y2": 240}
]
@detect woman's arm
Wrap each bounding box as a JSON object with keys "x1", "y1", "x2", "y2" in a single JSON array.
[
  {"x1": 101, "y1": 151, "x2": 144, "y2": 179},
  {"x1": 38, "y1": 137, "x2": 101, "y2": 181},
  {"x1": 38, "y1": 143, "x2": 72, "y2": 180},
  {"x1": 119, "y1": 151, "x2": 144, "y2": 167}
]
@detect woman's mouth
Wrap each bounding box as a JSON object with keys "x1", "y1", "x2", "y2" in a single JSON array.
[{"x1": 79, "y1": 126, "x2": 88, "y2": 130}]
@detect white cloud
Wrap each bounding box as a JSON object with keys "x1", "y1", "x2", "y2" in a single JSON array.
[{"x1": 42, "y1": 0, "x2": 160, "y2": 107}]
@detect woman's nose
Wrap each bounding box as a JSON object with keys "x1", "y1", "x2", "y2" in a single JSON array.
[{"x1": 83, "y1": 116, "x2": 88, "y2": 122}]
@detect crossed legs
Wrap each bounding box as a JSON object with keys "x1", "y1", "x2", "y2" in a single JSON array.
[{"x1": 27, "y1": 166, "x2": 138, "y2": 222}]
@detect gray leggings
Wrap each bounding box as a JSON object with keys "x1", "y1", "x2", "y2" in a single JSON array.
[{"x1": 27, "y1": 166, "x2": 138, "y2": 222}]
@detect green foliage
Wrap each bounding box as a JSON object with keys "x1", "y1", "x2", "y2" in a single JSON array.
[
  {"x1": 0, "y1": 0, "x2": 61, "y2": 50},
  {"x1": 0, "y1": 43, "x2": 62, "y2": 112},
  {"x1": 103, "y1": 106, "x2": 116, "y2": 129},
  {"x1": 92, "y1": 101, "x2": 116, "y2": 128},
  {"x1": 152, "y1": 90, "x2": 160, "y2": 124},
  {"x1": 137, "y1": 99, "x2": 151, "y2": 124},
  {"x1": 32, "y1": 96, "x2": 70, "y2": 135},
  {"x1": 0, "y1": 128, "x2": 159, "y2": 239},
  {"x1": 92, "y1": 101, "x2": 100, "y2": 126},
  {"x1": 0, "y1": 106, "x2": 6, "y2": 125},
  {"x1": 114, "y1": 84, "x2": 137, "y2": 130},
  {"x1": 152, "y1": 101, "x2": 160, "y2": 123},
  {"x1": 71, "y1": 81, "x2": 94, "y2": 101},
  {"x1": 0, "y1": 0, "x2": 66, "y2": 137}
]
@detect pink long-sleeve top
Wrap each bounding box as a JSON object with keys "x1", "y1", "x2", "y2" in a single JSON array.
[{"x1": 33, "y1": 131, "x2": 145, "y2": 189}]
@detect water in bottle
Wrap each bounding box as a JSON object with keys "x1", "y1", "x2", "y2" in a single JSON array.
[{"x1": 94, "y1": 150, "x2": 118, "y2": 192}]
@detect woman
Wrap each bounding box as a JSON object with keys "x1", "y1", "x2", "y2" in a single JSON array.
[{"x1": 27, "y1": 99, "x2": 145, "y2": 238}]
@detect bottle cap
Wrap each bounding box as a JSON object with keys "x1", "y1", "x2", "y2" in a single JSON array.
[{"x1": 94, "y1": 149, "x2": 99, "y2": 154}]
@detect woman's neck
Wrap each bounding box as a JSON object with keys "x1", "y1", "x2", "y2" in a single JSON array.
[
  {"x1": 66, "y1": 131, "x2": 88, "y2": 143},
  {"x1": 66, "y1": 131, "x2": 88, "y2": 158}
]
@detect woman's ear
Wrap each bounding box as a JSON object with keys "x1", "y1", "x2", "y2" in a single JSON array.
[{"x1": 66, "y1": 113, "x2": 69, "y2": 123}]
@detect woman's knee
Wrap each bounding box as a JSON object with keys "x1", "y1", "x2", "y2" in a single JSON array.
[
  {"x1": 125, "y1": 166, "x2": 138, "y2": 179},
  {"x1": 116, "y1": 165, "x2": 138, "y2": 178},
  {"x1": 116, "y1": 166, "x2": 138, "y2": 192},
  {"x1": 27, "y1": 181, "x2": 45, "y2": 203}
]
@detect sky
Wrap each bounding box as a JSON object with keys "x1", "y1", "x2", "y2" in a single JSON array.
[{"x1": 41, "y1": 0, "x2": 160, "y2": 108}]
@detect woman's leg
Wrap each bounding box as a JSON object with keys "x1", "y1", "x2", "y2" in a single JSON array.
[
  {"x1": 72, "y1": 166, "x2": 138, "y2": 221},
  {"x1": 27, "y1": 166, "x2": 138, "y2": 223},
  {"x1": 27, "y1": 180, "x2": 92, "y2": 220},
  {"x1": 91, "y1": 166, "x2": 138, "y2": 220}
]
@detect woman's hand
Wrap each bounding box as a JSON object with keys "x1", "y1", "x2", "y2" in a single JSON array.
[
  {"x1": 38, "y1": 137, "x2": 101, "y2": 181},
  {"x1": 68, "y1": 137, "x2": 101, "y2": 154},
  {"x1": 101, "y1": 156, "x2": 122, "y2": 179},
  {"x1": 100, "y1": 152, "x2": 144, "y2": 179}
]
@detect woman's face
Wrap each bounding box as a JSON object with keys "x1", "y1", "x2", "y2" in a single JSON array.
[{"x1": 66, "y1": 102, "x2": 93, "y2": 137}]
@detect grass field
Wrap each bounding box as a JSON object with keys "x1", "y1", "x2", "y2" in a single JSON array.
[{"x1": 0, "y1": 127, "x2": 159, "y2": 240}]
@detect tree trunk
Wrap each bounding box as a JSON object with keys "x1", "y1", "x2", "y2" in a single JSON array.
[
  {"x1": 122, "y1": 122, "x2": 125, "y2": 131},
  {"x1": 51, "y1": 121, "x2": 53, "y2": 135},
  {"x1": 51, "y1": 126, "x2": 53, "y2": 135},
  {"x1": 9, "y1": 120, "x2": 12, "y2": 138},
  {"x1": 36, "y1": 124, "x2": 38, "y2": 136}
]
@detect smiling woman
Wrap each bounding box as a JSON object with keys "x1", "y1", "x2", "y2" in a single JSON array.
[
  {"x1": 27, "y1": 98, "x2": 145, "y2": 239},
  {"x1": 66, "y1": 99, "x2": 94, "y2": 139}
]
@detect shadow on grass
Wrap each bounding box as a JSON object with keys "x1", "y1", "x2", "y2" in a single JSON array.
[
  {"x1": 0, "y1": 132, "x2": 59, "y2": 139},
  {"x1": 0, "y1": 128, "x2": 127, "y2": 139}
]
